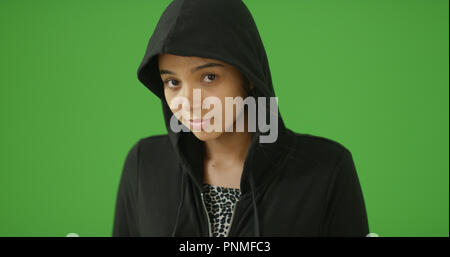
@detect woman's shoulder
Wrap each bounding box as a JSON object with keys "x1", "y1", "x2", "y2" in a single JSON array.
[
  {"x1": 285, "y1": 129, "x2": 354, "y2": 169},
  {"x1": 123, "y1": 134, "x2": 172, "y2": 162},
  {"x1": 139, "y1": 134, "x2": 170, "y2": 146},
  {"x1": 124, "y1": 134, "x2": 179, "y2": 175},
  {"x1": 289, "y1": 130, "x2": 351, "y2": 154}
]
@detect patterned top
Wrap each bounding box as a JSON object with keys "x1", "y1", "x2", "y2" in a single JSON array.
[{"x1": 202, "y1": 183, "x2": 241, "y2": 237}]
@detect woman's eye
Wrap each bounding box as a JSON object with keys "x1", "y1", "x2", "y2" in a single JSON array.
[
  {"x1": 203, "y1": 73, "x2": 217, "y2": 83},
  {"x1": 165, "y1": 79, "x2": 180, "y2": 88}
]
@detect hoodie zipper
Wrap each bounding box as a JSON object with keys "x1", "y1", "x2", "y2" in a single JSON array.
[{"x1": 200, "y1": 192, "x2": 212, "y2": 237}]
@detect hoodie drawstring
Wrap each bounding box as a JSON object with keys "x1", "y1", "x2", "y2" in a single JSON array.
[
  {"x1": 172, "y1": 165, "x2": 261, "y2": 237},
  {"x1": 171, "y1": 166, "x2": 185, "y2": 237},
  {"x1": 249, "y1": 170, "x2": 260, "y2": 237}
]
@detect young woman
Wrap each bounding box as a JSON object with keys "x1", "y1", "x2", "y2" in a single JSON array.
[{"x1": 113, "y1": 0, "x2": 370, "y2": 237}]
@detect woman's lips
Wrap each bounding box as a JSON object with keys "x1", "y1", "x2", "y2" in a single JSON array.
[{"x1": 186, "y1": 118, "x2": 212, "y2": 131}]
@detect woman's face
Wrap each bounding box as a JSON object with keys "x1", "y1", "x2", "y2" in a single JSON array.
[{"x1": 158, "y1": 53, "x2": 250, "y2": 141}]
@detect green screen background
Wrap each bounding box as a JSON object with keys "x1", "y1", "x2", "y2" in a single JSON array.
[{"x1": 0, "y1": 0, "x2": 448, "y2": 237}]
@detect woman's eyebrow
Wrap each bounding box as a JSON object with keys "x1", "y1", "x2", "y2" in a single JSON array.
[{"x1": 159, "y1": 63, "x2": 224, "y2": 75}]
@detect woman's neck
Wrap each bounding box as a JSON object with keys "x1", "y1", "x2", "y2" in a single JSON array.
[
  {"x1": 203, "y1": 110, "x2": 253, "y2": 164},
  {"x1": 204, "y1": 130, "x2": 252, "y2": 164}
]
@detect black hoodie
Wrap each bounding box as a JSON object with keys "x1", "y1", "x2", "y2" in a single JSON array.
[{"x1": 112, "y1": 0, "x2": 370, "y2": 237}]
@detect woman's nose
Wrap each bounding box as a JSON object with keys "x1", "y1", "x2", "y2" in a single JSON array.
[{"x1": 181, "y1": 85, "x2": 203, "y2": 113}]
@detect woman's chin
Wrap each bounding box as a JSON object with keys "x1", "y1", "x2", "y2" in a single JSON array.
[
  {"x1": 180, "y1": 119, "x2": 224, "y2": 141},
  {"x1": 191, "y1": 130, "x2": 223, "y2": 142}
]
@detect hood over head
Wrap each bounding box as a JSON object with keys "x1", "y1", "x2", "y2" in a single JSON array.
[{"x1": 136, "y1": 0, "x2": 296, "y2": 236}]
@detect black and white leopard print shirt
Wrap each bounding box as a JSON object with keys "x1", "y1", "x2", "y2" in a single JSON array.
[{"x1": 202, "y1": 183, "x2": 241, "y2": 237}]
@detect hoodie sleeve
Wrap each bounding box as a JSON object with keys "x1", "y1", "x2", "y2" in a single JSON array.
[
  {"x1": 112, "y1": 139, "x2": 141, "y2": 237},
  {"x1": 322, "y1": 149, "x2": 370, "y2": 237}
]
